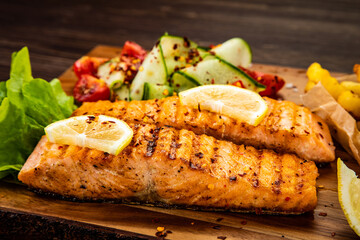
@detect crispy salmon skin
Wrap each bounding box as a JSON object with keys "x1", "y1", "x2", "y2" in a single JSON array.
[
  {"x1": 72, "y1": 96, "x2": 335, "y2": 162},
  {"x1": 19, "y1": 123, "x2": 318, "y2": 214}
]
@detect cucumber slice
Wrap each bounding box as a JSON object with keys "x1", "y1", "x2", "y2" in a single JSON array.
[
  {"x1": 143, "y1": 83, "x2": 173, "y2": 100},
  {"x1": 98, "y1": 59, "x2": 125, "y2": 89},
  {"x1": 178, "y1": 56, "x2": 265, "y2": 92},
  {"x1": 171, "y1": 71, "x2": 199, "y2": 93},
  {"x1": 159, "y1": 35, "x2": 199, "y2": 77},
  {"x1": 211, "y1": 38, "x2": 252, "y2": 68},
  {"x1": 130, "y1": 45, "x2": 167, "y2": 100},
  {"x1": 197, "y1": 47, "x2": 210, "y2": 59},
  {"x1": 114, "y1": 84, "x2": 130, "y2": 101}
]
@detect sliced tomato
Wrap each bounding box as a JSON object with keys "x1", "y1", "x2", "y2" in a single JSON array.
[
  {"x1": 73, "y1": 74, "x2": 110, "y2": 102},
  {"x1": 238, "y1": 67, "x2": 285, "y2": 97},
  {"x1": 121, "y1": 41, "x2": 147, "y2": 61},
  {"x1": 119, "y1": 41, "x2": 147, "y2": 83},
  {"x1": 73, "y1": 56, "x2": 108, "y2": 79}
]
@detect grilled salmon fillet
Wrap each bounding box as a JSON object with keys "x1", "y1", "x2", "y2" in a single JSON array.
[
  {"x1": 72, "y1": 96, "x2": 335, "y2": 163},
  {"x1": 19, "y1": 123, "x2": 318, "y2": 214}
]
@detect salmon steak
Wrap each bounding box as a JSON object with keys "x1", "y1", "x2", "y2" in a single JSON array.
[
  {"x1": 72, "y1": 96, "x2": 335, "y2": 162},
  {"x1": 18, "y1": 123, "x2": 318, "y2": 214}
]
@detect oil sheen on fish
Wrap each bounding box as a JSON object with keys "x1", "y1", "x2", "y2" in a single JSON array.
[
  {"x1": 18, "y1": 123, "x2": 318, "y2": 214},
  {"x1": 72, "y1": 96, "x2": 335, "y2": 163}
]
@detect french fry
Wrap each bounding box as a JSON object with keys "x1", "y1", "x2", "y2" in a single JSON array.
[
  {"x1": 341, "y1": 81, "x2": 360, "y2": 96},
  {"x1": 321, "y1": 76, "x2": 345, "y2": 100},
  {"x1": 337, "y1": 90, "x2": 360, "y2": 120}
]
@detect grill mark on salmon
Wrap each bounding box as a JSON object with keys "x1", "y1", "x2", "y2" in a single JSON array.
[
  {"x1": 19, "y1": 124, "x2": 318, "y2": 214},
  {"x1": 168, "y1": 130, "x2": 179, "y2": 160},
  {"x1": 72, "y1": 96, "x2": 335, "y2": 162}
]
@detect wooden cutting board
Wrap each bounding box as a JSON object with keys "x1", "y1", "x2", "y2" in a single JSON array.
[{"x1": 1, "y1": 45, "x2": 359, "y2": 239}]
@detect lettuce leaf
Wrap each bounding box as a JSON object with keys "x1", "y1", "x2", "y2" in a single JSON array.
[{"x1": 0, "y1": 47, "x2": 77, "y2": 179}]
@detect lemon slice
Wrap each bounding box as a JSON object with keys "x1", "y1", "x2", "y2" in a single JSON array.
[
  {"x1": 179, "y1": 85, "x2": 268, "y2": 126},
  {"x1": 338, "y1": 158, "x2": 360, "y2": 236},
  {"x1": 45, "y1": 115, "x2": 133, "y2": 155}
]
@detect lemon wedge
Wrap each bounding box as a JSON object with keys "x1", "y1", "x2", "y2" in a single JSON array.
[
  {"x1": 338, "y1": 158, "x2": 360, "y2": 236},
  {"x1": 45, "y1": 115, "x2": 133, "y2": 155},
  {"x1": 179, "y1": 85, "x2": 268, "y2": 126}
]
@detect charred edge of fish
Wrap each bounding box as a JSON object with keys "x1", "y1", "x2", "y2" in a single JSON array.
[{"x1": 28, "y1": 187, "x2": 310, "y2": 214}]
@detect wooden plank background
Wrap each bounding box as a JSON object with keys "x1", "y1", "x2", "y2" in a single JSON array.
[{"x1": 0, "y1": 0, "x2": 359, "y2": 83}]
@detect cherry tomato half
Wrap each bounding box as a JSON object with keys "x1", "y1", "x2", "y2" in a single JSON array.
[
  {"x1": 121, "y1": 41, "x2": 147, "y2": 61},
  {"x1": 73, "y1": 56, "x2": 107, "y2": 79},
  {"x1": 73, "y1": 74, "x2": 110, "y2": 102},
  {"x1": 238, "y1": 67, "x2": 285, "y2": 97}
]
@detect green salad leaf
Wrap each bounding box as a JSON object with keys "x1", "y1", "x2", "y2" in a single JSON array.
[{"x1": 0, "y1": 47, "x2": 77, "y2": 180}]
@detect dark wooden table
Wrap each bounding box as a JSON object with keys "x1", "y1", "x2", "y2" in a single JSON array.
[
  {"x1": 1, "y1": 0, "x2": 360, "y2": 239},
  {"x1": 1, "y1": 0, "x2": 359, "y2": 82}
]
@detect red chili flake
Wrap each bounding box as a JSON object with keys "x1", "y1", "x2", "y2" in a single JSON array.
[
  {"x1": 217, "y1": 236, "x2": 227, "y2": 240},
  {"x1": 101, "y1": 121, "x2": 108, "y2": 124},
  {"x1": 331, "y1": 232, "x2": 336, "y2": 237},
  {"x1": 229, "y1": 176, "x2": 237, "y2": 181},
  {"x1": 58, "y1": 146, "x2": 63, "y2": 150},
  {"x1": 319, "y1": 212, "x2": 327, "y2": 217},
  {"x1": 109, "y1": 121, "x2": 115, "y2": 123},
  {"x1": 183, "y1": 37, "x2": 190, "y2": 47},
  {"x1": 195, "y1": 152, "x2": 204, "y2": 158},
  {"x1": 211, "y1": 79, "x2": 215, "y2": 84},
  {"x1": 285, "y1": 197, "x2": 291, "y2": 201},
  {"x1": 241, "y1": 220, "x2": 247, "y2": 225}
]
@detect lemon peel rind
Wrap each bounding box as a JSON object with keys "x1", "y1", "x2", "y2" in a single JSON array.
[{"x1": 337, "y1": 158, "x2": 360, "y2": 236}]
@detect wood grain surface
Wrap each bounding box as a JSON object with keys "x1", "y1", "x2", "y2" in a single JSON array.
[
  {"x1": 0, "y1": 0, "x2": 359, "y2": 83},
  {"x1": 1, "y1": 45, "x2": 360, "y2": 239}
]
